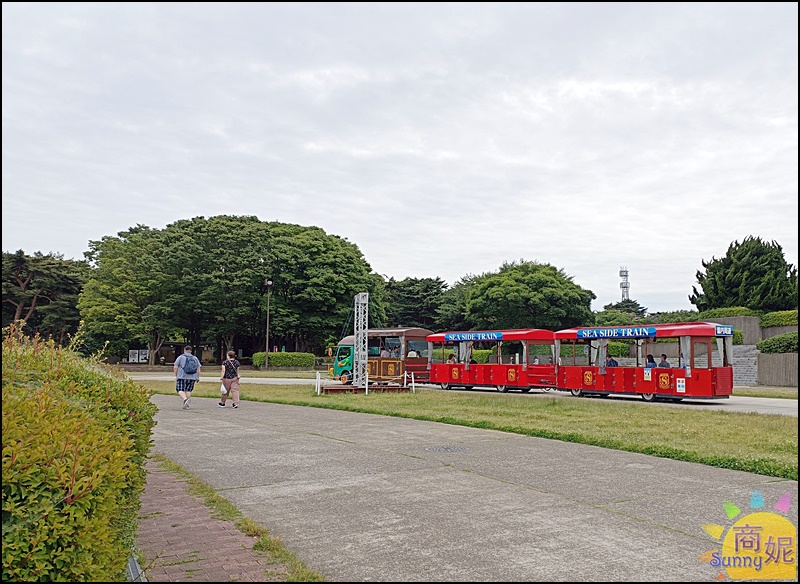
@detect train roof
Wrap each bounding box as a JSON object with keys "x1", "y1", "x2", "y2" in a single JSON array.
[
  {"x1": 426, "y1": 329, "x2": 555, "y2": 342},
  {"x1": 554, "y1": 322, "x2": 733, "y2": 340},
  {"x1": 337, "y1": 327, "x2": 435, "y2": 345}
]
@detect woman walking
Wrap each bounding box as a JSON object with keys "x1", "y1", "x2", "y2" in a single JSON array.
[{"x1": 219, "y1": 350, "x2": 241, "y2": 408}]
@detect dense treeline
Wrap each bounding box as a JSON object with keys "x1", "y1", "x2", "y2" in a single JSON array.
[{"x1": 3, "y1": 219, "x2": 797, "y2": 362}]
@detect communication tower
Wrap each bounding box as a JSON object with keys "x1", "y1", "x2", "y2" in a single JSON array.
[{"x1": 619, "y1": 267, "x2": 630, "y2": 301}]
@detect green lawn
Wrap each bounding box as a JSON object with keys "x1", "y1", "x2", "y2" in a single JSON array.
[
  {"x1": 138, "y1": 379, "x2": 798, "y2": 480},
  {"x1": 733, "y1": 387, "x2": 797, "y2": 400}
]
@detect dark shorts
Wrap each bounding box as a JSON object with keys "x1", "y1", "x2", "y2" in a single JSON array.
[{"x1": 176, "y1": 379, "x2": 196, "y2": 393}]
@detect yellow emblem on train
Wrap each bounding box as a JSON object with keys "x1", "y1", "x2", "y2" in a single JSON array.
[{"x1": 583, "y1": 371, "x2": 593, "y2": 386}]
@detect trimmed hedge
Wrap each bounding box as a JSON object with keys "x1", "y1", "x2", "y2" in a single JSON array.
[
  {"x1": 756, "y1": 332, "x2": 798, "y2": 354},
  {"x1": 252, "y1": 351, "x2": 316, "y2": 368},
  {"x1": 733, "y1": 330, "x2": 744, "y2": 345},
  {"x1": 760, "y1": 309, "x2": 798, "y2": 328},
  {"x1": 2, "y1": 326, "x2": 157, "y2": 581}
]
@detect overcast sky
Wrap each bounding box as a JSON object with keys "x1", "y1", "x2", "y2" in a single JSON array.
[{"x1": 3, "y1": 3, "x2": 797, "y2": 312}]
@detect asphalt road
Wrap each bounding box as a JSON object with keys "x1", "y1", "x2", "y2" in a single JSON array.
[
  {"x1": 128, "y1": 374, "x2": 798, "y2": 417},
  {"x1": 147, "y1": 394, "x2": 798, "y2": 582}
]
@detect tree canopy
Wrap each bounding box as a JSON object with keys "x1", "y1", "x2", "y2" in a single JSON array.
[
  {"x1": 603, "y1": 299, "x2": 647, "y2": 318},
  {"x1": 78, "y1": 216, "x2": 381, "y2": 361},
  {"x1": 384, "y1": 277, "x2": 447, "y2": 329},
  {"x1": 2, "y1": 250, "x2": 89, "y2": 344},
  {"x1": 462, "y1": 260, "x2": 595, "y2": 330},
  {"x1": 690, "y1": 236, "x2": 798, "y2": 312}
]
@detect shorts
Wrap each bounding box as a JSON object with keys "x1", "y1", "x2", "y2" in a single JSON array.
[{"x1": 176, "y1": 379, "x2": 196, "y2": 393}]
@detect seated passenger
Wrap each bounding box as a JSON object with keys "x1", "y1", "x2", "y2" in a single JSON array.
[
  {"x1": 447, "y1": 353, "x2": 457, "y2": 364},
  {"x1": 605, "y1": 354, "x2": 618, "y2": 367},
  {"x1": 407, "y1": 349, "x2": 419, "y2": 357},
  {"x1": 380, "y1": 347, "x2": 390, "y2": 358},
  {"x1": 645, "y1": 354, "x2": 657, "y2": 369},
  {"x1": 658, "y1": 354, "x2": 671, "y2": 368}
]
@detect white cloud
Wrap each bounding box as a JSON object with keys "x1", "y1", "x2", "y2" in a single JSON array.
[{"x1": 3, "y1": 2, "x2": 797, "y2": 312}]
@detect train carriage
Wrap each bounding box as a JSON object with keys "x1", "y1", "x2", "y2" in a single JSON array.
[
  {"x1": 330, "y1": 327, "x2": 434, "y2": 385},
  {"x1": 554, "y1": 322, "x2": 734, "y2": 401},
  {"x1": 426, "y1": 329, "x2": 557, "y2": 392}
]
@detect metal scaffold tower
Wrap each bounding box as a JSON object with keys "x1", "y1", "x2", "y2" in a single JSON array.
[
  {"x1": 352, "y1": 292, "x2": 369, "y2": 388},
  {"x1": 619, "y1": 266, "x2": 630, "y2": 301}
]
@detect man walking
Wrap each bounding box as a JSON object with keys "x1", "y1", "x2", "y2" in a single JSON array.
[{"x1": 174, "y1": 345, "x2": 201, "y2": 409}]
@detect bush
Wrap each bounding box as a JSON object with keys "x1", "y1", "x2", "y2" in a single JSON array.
[
  {"x1": 756, "y1": 332, "x2": 798, "y2": 354},
  {"x1": 607, "y1": 341, "x2": 628, "y2": 357},
  {"x1": 733, "y1": 330, "x2": 744, "y2": 345},
  {"x1": 699, "y1": 307, "x2": 762, "y2": 318},
  {"x1": 252, "y1": 351, "x2": 316, "y2": 368},
  {"x1": 2, "y1": 325, "x2": 157, "y2": 581},
  {"x1": 644, "y1": 310, "x2": 701, "y2": 324},
  {"x1": 760, "y1": 309, "x2": 798, "y2": 328}
]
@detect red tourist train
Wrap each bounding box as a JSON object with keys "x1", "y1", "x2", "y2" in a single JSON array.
[
  {"x1": 426, "y1": 329, "x2": 557, "y2": 392},
  {"x1": 425, "y1": 322, "x2": 735, "y2": 402}
]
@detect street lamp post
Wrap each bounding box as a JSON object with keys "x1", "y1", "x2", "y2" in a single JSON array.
[{"x1": 264, "y1": 279, "x2": 273, "y2": 370}]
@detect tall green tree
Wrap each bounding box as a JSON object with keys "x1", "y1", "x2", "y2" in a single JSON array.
[
  {"x1": 161, "y1": 215, "x2": 272, "y2": 358},
  {"x1": 79, "y1": 216, "x2": 384, "y2": 359},
  {"x1": 465, "y1": 260, "x2": 595, "y2": 330},
  {"x1": 690, "y1": 236, "x2": 798, "y2": 312},
  {"x1": 436, "y1": 274, "x2": 484, "y2": 332},
  {"x1": 79, "y1": 226, "x2": 179, "y2": 363},
  {"x1": 2, "y1": 250, "x2": 89, "y2": 344},
  {"x1": 267, "y1": 222, "x2": 384, "y2": 353},
  {"x1": 384, "y1": 277, "x2": 447, "y2": 329}
]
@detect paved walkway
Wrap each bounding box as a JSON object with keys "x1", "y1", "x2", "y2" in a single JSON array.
[
  {"x1": 136, "y1": 459, "x2": 285, "y2": 582},
  {"x1": 136, "y1": 394, "x2": 797, "y2": 582}
]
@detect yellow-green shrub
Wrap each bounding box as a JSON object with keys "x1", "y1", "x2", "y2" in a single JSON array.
[{"x1": 2, "y1": 326, "x2": 157, "y2": 581}]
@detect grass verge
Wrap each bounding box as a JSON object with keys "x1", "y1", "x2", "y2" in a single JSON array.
[
  {"x1": 733, "y1": 387, "x2": 797, "y2": 400},
  {"x1": 140, "y1": 380, "x2": 798, "y2": 480},
  {"x1": 151, "y1": 453, "x2": 323, "y2": 582}
]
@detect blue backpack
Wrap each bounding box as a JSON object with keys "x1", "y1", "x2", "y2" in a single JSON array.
[{"x1": 182, "y1": 354, "x2": 199, "y2": 375}]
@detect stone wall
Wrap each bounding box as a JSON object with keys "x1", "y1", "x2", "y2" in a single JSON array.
[
  {"x1": 732, "y1": 345, "x2": 758, "y2": 386},
  {"x1": 761, "y1": 325, "x2": 798, "y2": 341}
]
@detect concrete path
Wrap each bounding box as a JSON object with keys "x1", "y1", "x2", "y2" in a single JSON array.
[
  {"x1": 145, "y1": 394, "x2": 798, "y2": 582},
  {"x1": 127, "y1": 375, "x2": 798, "y2": 416}
]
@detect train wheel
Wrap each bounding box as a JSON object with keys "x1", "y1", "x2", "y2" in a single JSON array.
[
  {"x1": 440, "y1": 383, "x2": 450, "y2": 390},
  {"x1": 521, "y1": 387, "x2": 532, "y2": 393},
  {"x1": 570, "y1": 389, "x2": 583, "y2": 397},
  {"x1": 496, "y1": 385, "x2": 509, "y2": 393},
  {"x1": 640, "y1": 392, "x2": 656, "y2": 402}
]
